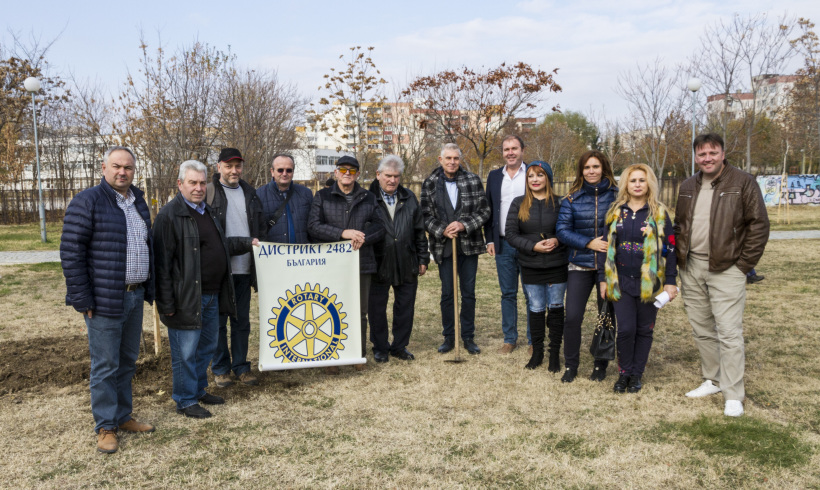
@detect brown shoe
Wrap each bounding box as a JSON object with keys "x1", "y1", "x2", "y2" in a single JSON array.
[
  {"x1": 498, "y1": 343, "x2": 517, "y2": 354},
  {"x1": 214, "y1": 373, "x2": 233, "y2": 388},
  {"x1": 239, "y1": 371, "x2": 259, "y2": 386},
  {"x1": 119, "y1": 419, "x2": 155, "y2": 433},
  {"x1": 97, "y1": 429, "x2": 118, "y2": 454},
  {"x1": 325, "y1": 366, "x2": 341, "y2": 375},
  {"x1": 354, "y1": 363, "x2": 369, "y2": 372}
]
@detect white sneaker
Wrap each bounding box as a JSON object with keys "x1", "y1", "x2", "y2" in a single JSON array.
[
  {"x1": 724, "y1": 400, "x2": 744, "y2": 417},
  {"x1": 685, "y1": 380, "x2": 722, "y2": 398}
]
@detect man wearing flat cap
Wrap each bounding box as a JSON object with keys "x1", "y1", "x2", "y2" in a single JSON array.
[{"x1": 308, "y1": 156, "x2": 385, "y2": 374}]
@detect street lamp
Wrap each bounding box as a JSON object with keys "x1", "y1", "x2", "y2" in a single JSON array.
[
  {"x1": 687, "y1": 77, "x2": 702, "y2": 176},
  {"x1": 24, "y1": 77, "x2": 46, "y2": 243}
]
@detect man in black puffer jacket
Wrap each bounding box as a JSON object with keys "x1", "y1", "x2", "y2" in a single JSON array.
[
  {"x1": 308, "y1": 156, "x2": 385, "y2": 373},
  {"x1": 367, "y1": 155, "x2": 430, "y2": 363}
]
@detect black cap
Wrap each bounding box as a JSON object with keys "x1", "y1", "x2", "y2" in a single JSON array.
[
  {"x1": 218, "y1": 148, "x2": 244, "y2": 163},
  {"x1": 335, "y1": 155, "x2": 360, "y2": 169}
]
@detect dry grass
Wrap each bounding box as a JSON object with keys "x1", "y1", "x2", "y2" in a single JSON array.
[
  {"x1": 1, "y1": 240, "x2": 819, "y2": 488},
  {"x1": 768, "y1": 205, "x2": 820, "y2": 231}
]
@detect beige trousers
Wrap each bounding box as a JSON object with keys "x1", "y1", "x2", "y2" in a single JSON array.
[{"x1": 679, "y1": 255, "x2": 747, "y2": 400}]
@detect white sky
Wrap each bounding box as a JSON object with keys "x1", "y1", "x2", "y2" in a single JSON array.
[{"x1": 3, "y1": 0, "x2": 819, "y2": 121}]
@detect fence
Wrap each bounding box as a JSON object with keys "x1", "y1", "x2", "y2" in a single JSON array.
[{"x1": 0, "y1": 177, "x2": 686, "y2": 225}]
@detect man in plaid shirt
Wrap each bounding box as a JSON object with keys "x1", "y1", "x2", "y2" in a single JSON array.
[
  {"x1": 61, "y1": 146, "x2": 156, "y2": 454},
  {"x1": 421, "y1": 143, "x2": 490, "y2": 355}
]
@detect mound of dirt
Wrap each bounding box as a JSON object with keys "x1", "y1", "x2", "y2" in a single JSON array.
[
  {"x1": 0, "y1": 333, "x2": 304, "y2": 397},
  {"x1": 0, "y1": 333, "x2": 173, "y2": 396}
]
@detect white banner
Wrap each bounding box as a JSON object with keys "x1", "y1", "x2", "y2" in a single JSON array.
[{"x1": 254, "y1": 241, "x2": 364, "y2": 371}]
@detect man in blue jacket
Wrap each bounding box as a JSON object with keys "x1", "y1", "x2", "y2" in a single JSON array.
[
  {"x1": 484, "y1": 135, "x2": 531, "y2": 354},
  {"x1": 256, "y1": 153, "x2": 313, "y2": 244},
  {"x1": 60, "y1": 146, "x2": 156, "y2": 454}
]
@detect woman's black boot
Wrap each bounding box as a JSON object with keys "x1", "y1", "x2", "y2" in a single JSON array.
[
  {"x1": 525, "y1": 310, "x2": 546, "y2": 370},
  {"x1": 546, "y1": 306, "x2": 564, "y2": 373}
]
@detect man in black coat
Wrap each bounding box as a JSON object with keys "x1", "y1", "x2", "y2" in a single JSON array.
[
  {"x1": 154, "y1": 160, "x2": 256, "y2": 419},
  {"x1": 205, "y1": 148, "x2": 266, "y2": 389},
  {"x1": 367, "y1": 155, "x2": 430, "y2": 362},
  {"x1": 308, "y1": 156, "x2": 385, "y2": 373}
]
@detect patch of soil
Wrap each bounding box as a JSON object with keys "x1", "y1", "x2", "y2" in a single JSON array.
[
  {"x1": 0, "y1": 333, "x2": 174, "y2": 396},
  {"x1": 0, "y1": 333, "x2": 304, "y2": 397}
]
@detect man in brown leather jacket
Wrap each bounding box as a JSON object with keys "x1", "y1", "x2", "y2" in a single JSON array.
[{"x1": 674, "y1": 133, "x2": 769, "y2": 418}]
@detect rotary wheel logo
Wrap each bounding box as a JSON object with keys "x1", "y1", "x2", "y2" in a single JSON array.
[{"x1": 267, "y1": 283, "x2": 347, "y2": 362}]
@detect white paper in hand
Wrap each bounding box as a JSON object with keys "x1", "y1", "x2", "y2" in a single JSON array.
[{"x1": 654, "y1": 291, "x2": 671, "y2": 309}]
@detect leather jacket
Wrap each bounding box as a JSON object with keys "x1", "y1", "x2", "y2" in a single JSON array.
[{"x1": 673, "y1": 163, "x2": 769, "y2": 274}]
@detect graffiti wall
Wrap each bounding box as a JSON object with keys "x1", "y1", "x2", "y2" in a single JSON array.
[{"x1": 757, "y1": 174, "x2": 820, "y2": 206}]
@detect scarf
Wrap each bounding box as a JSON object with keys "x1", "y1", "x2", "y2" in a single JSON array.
[{"x1": 603, "y1": 206, "x2": 666, "y2": 302}]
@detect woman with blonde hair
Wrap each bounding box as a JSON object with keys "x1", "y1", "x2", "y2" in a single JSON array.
[
  {"x1": 506, "y1": 161, "x2": 568, "y2": 370},
  {"x1": 597, "y1": 164, "x2": 677, "y2": 394}
]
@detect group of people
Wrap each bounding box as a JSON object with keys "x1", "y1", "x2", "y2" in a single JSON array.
[{"x1": 60, "y1": 131, "x2": 769, "y2": 454}]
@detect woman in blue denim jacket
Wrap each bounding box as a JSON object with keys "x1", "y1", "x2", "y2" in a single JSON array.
[
  {"x1": 555, "y1": 151, "x2": 618, "y2": 383},
  {"x1": 597, "y1": 164, "x2": 677, "y2": 394}
]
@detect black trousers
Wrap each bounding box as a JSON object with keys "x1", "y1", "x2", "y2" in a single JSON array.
[
  {"x1": 563, "y1": 270, "x2": 614, "y2": 369},
  {"x1": 368, "y1": 279, "x2": 418, "y2": 354}
]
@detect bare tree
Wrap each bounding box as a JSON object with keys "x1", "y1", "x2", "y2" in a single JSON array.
[
  {"x1": 118, "y1": 34, "x2": 230, "y2": 204},
  {"x1": 734, "y1": 13, "x2": 796, "y2": 172},
  {"x1": 787, "y1": 18, "x2": 820, "y2": 172},
  {"x1": 616, "y1": 57, "x2": 686, "y2": 179},
  {"x1": 217, "y1": 68, "x2": 305, "y2": 186},
  {"x1": 0, "y1": 32, "x2": 66, "y2": 193},
  {"x1": 402, "y1": 62, "x2": 561, "y2": 178},
  {"x1": 382, "y1": 79, "x2": 437, "y2": 180},
  {"x1": 308, "y1": 46, "x2": 388, "y2": 179},
  {"x1": 689, "y1": 16, "x2": 746, "y2": 141}
]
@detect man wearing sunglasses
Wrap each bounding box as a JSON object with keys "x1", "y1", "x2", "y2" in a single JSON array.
[
  {"x1": 205, "y1": 148, "x2": 266, "y2": 389},
  {"x1": 308, "y1": 156, "x2": 385, "y2": 374},
  {"x1": 257, "y1": 153, "x2": 314, "y2": 245}
]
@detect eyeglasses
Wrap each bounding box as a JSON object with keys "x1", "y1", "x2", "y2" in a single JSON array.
[
  {"x1": 336, "y1": 167, "x2": 359, "y2": 175},
  {"x1": 275, "y1": 168, "x2": 294, "y2": 174}
]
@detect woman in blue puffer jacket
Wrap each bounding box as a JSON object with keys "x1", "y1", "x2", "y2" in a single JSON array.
[{"x1": 555, "y1": 150, "x2": 618, "y2": 383}]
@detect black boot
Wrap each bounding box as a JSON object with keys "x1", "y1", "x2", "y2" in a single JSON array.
[
  {"x1": 525, "y1": 310, "x2": 546, "y2": 370},
  {"x1": 546, "y1": 306, "x2": 564, "y2": 373}
]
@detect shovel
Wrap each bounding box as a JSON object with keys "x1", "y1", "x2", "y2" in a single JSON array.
[{"x1": 445, "y1": 237, "x2": 467, "y2": 364}]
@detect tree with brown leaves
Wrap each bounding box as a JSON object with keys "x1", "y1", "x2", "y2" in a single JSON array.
[{"x1": 402, "y1": 62, "x2": 561, "y2": 179}]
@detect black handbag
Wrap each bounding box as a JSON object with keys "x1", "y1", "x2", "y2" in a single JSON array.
[{"x1": 589, "y1": 300, "x2": 616, "y2": 361}]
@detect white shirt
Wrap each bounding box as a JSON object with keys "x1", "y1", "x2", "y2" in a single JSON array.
[
  {"x1": 499, "y1": 163, "x2": 526, "y2": 237},
  {"x1": 445, "y1": 181, "x2": 459, "y2": 210}
]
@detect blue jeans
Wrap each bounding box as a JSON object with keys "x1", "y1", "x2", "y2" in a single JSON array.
[
  {"x1": 85, "y1": 286, "x2": 145, "y2": 432},
  {"x1": 523, "y1": 282, "x2": 567, "y2": 313},
  {"x1": 168, "y1": 293, "x2": 219, "y2": 410},
  {"x1": 439, "y1": 254, "x2": 478, "y2": 341},
  {"x1": 496, "y1": 238, "x2": 531, "y2": 344},
  {"x1": 213, "y1": 274, "x2": 252, "y2": 376}
]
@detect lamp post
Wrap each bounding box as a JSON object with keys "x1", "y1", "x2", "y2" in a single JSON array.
[
  {"x1": 24, "y1": 77, "x2": 46, "y2": 243},
  {"x1": 687, "y1": 78, "x2": 702, "y2": 176}
]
